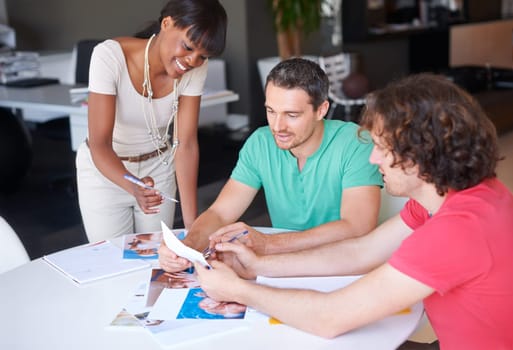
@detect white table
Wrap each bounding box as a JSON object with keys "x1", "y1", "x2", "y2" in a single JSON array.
[
  {"x1": 0, "y1": 231, "x2": 423, "y2": 350},
  {"x1": 0, "y1": 84, "x2": 239, "y2": 151}
]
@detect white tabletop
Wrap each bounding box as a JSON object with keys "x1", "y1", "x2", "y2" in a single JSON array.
[
  {"x1": 0, "y1": 233, "x2": 422, "y2": 350},
  {"x1": 0, "y1": 83, "x2": 239, "y2": 150},
  {"x1": 0, "y1": 83, "x2": 87, "y2": 115}
]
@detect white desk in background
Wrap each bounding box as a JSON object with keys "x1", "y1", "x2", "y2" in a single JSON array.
[
  {"x1": 0, "y1": 228, "x2": 423, "y2": 350},
  {"x1": 0, "y1": 83, "x2": 239, "y2": 151}
]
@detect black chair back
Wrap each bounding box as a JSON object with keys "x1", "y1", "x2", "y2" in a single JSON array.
[{"x1": 75, "y1": 39, "x2": 102, "y2": 85}]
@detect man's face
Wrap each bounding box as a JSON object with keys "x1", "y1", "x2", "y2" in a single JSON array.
[
  {"x1": 369, "y1": 128, "x2": 422, "y2": 198},
  {"x1": 264, "y1": 83, "x2": 325, "y2": 152}
]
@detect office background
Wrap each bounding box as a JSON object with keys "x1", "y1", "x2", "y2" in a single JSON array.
[{"x1": 3, "y1": 0, "x2": 421, "y2": 129}]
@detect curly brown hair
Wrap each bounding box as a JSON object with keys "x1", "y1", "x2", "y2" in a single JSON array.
[{"x1": 359, "y1": 73, "x2": 501, "y2": 195}]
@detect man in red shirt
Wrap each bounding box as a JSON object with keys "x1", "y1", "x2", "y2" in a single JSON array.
[{"x1": 195, "y1": 73, "x2": 513, "y2": 350}]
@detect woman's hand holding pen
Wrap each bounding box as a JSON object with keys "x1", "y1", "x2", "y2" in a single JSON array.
[{"x1": 131, "y1": 175, "x2": 164, "y2": 214}]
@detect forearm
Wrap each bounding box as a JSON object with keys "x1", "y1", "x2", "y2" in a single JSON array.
[
  {"x1": 235, "y1": 263, "x2": 426, "y2": 339},
  {"x1": 89, "y1": 144, "x2": 134, "y2": 194},
  {"x1": 175, "y1": 141, "x2": 199, "y2": 228},
  {"x1": 256, "y1": 215, "x2": 411, "y2": 277},
  {"x1": 234, "y1": 281, "x2": 351, "y2": 338},
  {"x1": 183, "y1": 209, "x2": 228, "y2": 251},
  {"x1": 265, "y1": 218, "x2": 372, "y2": 254},
  {"x1": 256, "y1": 238, "x2": 368, "y2": 277}
]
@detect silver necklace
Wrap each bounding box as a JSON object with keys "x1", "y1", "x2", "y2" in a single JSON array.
[{"x1": 141, "y1": 33, "x2": 179, "y2": 166}]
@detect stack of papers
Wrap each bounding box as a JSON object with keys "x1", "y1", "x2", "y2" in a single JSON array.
[
  {"x1": 0, "y1": 51, "x2": 40, "y2": 83},
  {"x1": 109, "y1": 267, "x2": 248, "y2": 348},
  {"x1": 69, "y1": 86, "x2": 88, "y2": 104},
  {"x1": 110, "y1": 224, "x2": 248, "y2": 347},
  {"x1": 202, "y1": 88, "x2": 234, "y2": 101}
]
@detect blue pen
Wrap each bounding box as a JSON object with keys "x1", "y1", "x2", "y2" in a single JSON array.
[
  {"x1": 226, "y1": 230, "x2": 249, "y2": 243},
  {"x1": 123, "y1": 174, "x2": 179, "y2": 203},
  {"x1": 202, "y1": 230, "x2": 249, "y2": 259}
]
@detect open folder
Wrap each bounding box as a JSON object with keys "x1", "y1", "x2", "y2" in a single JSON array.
[{"x1": 43, "y1": 240, "x2": 150, "y2": 284}]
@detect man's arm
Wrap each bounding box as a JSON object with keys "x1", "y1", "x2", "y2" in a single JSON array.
[
  {"x1": 247, "y1": 185, "x2": 381, "y2": 255},
  {"x1": 213, "y1": 214, "x2": 413, "y2": 278},
  {"x1": 196, "y1": 260, "x2": 433, "y2": 339},
  {"x1": 158, "y1": 179, "x2": 258, "y2": 271},
  {"x1": 183, "y1": 179, "x2": 258, "y2": 250}
]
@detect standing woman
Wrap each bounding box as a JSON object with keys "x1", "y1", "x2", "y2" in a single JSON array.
[{"x1": 76, "y1": 0, "x2": 227, "y2": 242}]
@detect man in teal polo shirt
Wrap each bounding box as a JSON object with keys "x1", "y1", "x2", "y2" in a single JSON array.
[{"x1": 159, "y1": 58, "x2": 383, "y2": 272}]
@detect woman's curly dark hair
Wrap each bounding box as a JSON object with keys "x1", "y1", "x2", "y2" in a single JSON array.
[{"x1": 359, "y1": 73, "x2": 502, "y2": 195}]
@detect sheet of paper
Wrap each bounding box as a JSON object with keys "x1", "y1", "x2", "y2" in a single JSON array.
[
  {"x1": 108, "y1": 268, "x2": 200, "y2": 330},
  {"x1": 147, "y1": 287, "x2": 248, "y2": 348},
  {"x1": 148, "y1": 287, "x2": 190, "y2": 320},
  {"x1": 245, "y1": 275, "x2": 362, "y2": 322},
  {"x1": 149, "y1": 287, "x2": 247, "y2": 321},
  {"x1": 161, "y1": 221, "x2": 210, "y2": 268}
]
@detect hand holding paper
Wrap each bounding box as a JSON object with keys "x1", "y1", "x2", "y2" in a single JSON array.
[{"x1": 161, "y1": 221, "x2": 211, "y2": 268}]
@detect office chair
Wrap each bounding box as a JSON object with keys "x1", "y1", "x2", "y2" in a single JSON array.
[
  {"x1": 0, "y1": 216, "x2": 30, "y2": 274},
  {"x1": 0, "y1": 108, "x2": 33, "y2": 194},
  {"x1": 73, "y1": 39, "x2": 102, "y2": 85},
  {"x1": 318, "y1": 53, "x2": 366, "y2": 122}
]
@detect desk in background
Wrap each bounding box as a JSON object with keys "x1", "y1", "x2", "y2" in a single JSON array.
[
  {"x1": 0, "y1": 83, "x2": 239, "y2": 151},
  {"x1": 0, "y1": 230, "x2": 423, "y2": 350}
]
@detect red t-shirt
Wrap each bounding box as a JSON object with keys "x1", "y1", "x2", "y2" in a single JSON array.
[{"x1": 389, "y1": 178, "x2": 513, "y2": 350}]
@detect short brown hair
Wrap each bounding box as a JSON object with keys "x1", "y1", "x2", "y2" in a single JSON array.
[{"x1": 266, "y1": 58, "x2": 329, "y2": 110}]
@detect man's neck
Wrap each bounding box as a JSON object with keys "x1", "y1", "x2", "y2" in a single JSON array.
[
  {"x1": 411, "y1": 183, "x2": 446, "y2": 217},
  {"x1": 290, "y1": 121, "x2": 325, "y2": 171}
]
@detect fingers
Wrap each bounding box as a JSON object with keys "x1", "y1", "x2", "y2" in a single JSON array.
[
  {"x1": 193, "y1": 260, "x2": 244, "y2": 302},
  {"x1": 160, "y1": 257, "x2": 191, "y2": 272},
  {"x1": 214, "y1": 241, "x2": 249, "y2": 255},
  {"x1": 130, "y1": 176, "x2": 164, "y2": 213},
  {"x1": 140, "y1": 176, "x2": 155, "y2": 187},
  {"x1": 134, "y1": 187, "x2": 163, "y2": 214},
  {"x1": 209, "y1": 222, "x2": 251, "y2": 245},
  {"x1": 158, "y1": 244, "x2": 192, "y2": 272}
]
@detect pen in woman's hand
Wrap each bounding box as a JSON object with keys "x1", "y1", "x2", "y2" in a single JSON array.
[
  {"x1": 123, "y1": 174, "x2": 179, "y2": 203},
  {"x1": 203, "y1": 230, "x2": 249, "y2": 259}
]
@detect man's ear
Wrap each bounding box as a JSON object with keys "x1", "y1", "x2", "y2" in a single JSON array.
[{"x1": 317, "y1": 100, "x2": 330, "y2": 120}]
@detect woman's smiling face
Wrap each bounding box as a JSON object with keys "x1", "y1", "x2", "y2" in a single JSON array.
[{"x1": 158, "y1": 16, "x2": 209, "y2": 79}]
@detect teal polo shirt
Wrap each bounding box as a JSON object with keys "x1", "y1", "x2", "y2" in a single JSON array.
[{"x1": 230, "y1": 119, "x2": 383, "y2": 231}]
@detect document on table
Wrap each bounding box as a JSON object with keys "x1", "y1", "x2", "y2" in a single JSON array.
[
  {"x1": 43, "y1": 240, "x2": 151, "y2": 284},
  {"x1": 161, "y1": 221, "x2": 210, "y2": 268},
  {"x1": 245, "y1": 276, "x2": 362, "y2": 322},
  {"x1": 122, "y1": 229, "x2": 187, "y2": 260},
  {"x1": 146, "y1": 287, "x2": 248, "y2": 348}
]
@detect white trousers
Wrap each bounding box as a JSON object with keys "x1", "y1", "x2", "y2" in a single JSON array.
[{"x1": 76, "y1": 142, "x2": 176, "y2": 243}]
